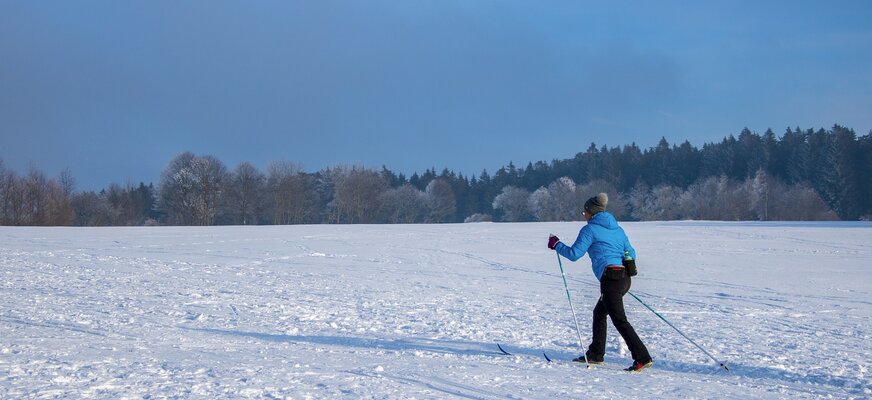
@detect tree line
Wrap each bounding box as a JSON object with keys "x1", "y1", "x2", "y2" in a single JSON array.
[{"x1": 1, "y1": 125, "x2": 869, "y2": 226}]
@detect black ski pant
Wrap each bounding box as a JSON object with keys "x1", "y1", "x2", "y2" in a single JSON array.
[{"x1": 587, "y1": 268, "x2": 652, "y2": 363}]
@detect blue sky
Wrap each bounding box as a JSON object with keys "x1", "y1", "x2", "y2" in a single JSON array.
[{"x1": 1, "y1": 1, "x2": 870, "y2": 190}]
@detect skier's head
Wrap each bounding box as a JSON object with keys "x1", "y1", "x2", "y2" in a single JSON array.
[{"x1": 583, "y1": 193, "x2": 608, "y2": 217}]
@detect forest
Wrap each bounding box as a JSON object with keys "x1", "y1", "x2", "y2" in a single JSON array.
[{"x1": 1, "y1": 125, "x2": 869, "y2": 226}]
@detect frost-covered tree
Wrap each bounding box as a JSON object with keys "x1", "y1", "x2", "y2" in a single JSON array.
[
  {"x1": 749, "y1": 168, "x2": 770, "y2": 221},
  {"x1": 425, "y1": 179, "x2": 456, "y2": 223},
  {"x1": 380, "y1": 184, "x2": 426, "y2": 223},
  {"x1": 464, "y1": 213, "x2": 492, "y2": 223},
  {"x1": 158, "y1": 152, "x2": 227, "y2": 226},
  {"x1": 681, "y1": 175, "x2": 729, "y2": 220},
  {"x1": 680, "y1": 175, "x2": 756, "y2": 221},
  {"x1": 548, "y1": 177, "x2": 581, "y2": 221},
  {"x1": 745, "y1": 173, "x2": 834, "y2": 221},
  {"x1": 647, "y1": 185, "x2": 684, "y2": 221},
  {"x1": 577, "y1": 180, "x2": 626, "y2": 220},
  {"x1": 527, "y1": 187, "x2": 552, "y2": 221},
  {"x1": 158, "y1": 152, "x2": 197, "y2": 225},
  {"x1": 527, "y1": 177, "x2": 581, "y2": 222},
  {"x1": 492, "y1": 186, "x2": 530, "y2": 222},
  {"x1": 628, "y1": 182, "x2": 650, "y2": 221},
  {"x1": 630, "y1": 183, "x2": 683, "y2": 221}
]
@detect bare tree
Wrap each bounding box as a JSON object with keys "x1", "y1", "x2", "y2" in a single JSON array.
[
  {"x1": 190, "y1": 155, "x2": 227, "y2": 225},
  {"x1": 53, "y1": 168, "x2": 76, "y2": 225},
  {"x1": 0, "y1": 165, "x2": 74, "y2": 226},
  {"x1": 267, "y1": 161, "x2": 317, "y2": 224},
  {"x1": 3, "y1": 171, "x2": 25, "y2": 225},
  {"x1": 0, "y1": 159, "x2": 9, "y2": 224},
  {"x1": 23, "y1": 167, "x2": 49, "y2": 225},
  {"x1": 226, "y1": 162, "x2": 265, "y2": 225},
  {"x1": 104, "y1": 183, "x2": 133, "y2": 225},
  {"x1": 332, "y1": 166, "x2": 386, "y2": 224},
  {"x1": 45, "y1": 175, "x2": 74, "y2": 226},
  {"x1": 71, "y1": 191, "x2": 111, "y2": 226}
]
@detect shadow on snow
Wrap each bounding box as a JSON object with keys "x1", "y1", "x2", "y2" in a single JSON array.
[
  {"x1": 186, "y1": 327, "x2": 867, "y2": 397},
  {"x1": 183, "y1": 327, "x2": 505, "y2": 358},
  {"x1": 537, "y1": 346, "x2": 867, "y2": 396}
]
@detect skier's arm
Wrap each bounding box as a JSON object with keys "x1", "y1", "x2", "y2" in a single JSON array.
[
  {"x1": 624, "y1": 235, "x2": 637, "y2": 259},
  {"x1": 556, "y1": 227, "x2": 593, "y2": 261}
]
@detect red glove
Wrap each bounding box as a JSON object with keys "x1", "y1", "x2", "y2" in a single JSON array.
[{"x1": 548, "y1": 235, "x2": 560, "y2": 250}]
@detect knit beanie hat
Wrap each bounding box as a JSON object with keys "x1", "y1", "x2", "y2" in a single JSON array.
[{"x1": 584, "y1": 193, "x2": 609, "y2": 215}]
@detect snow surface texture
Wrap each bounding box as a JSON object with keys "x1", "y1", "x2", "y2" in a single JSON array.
[{"x1": 1, "y1": 222, "x2": 870, "y2": 399}]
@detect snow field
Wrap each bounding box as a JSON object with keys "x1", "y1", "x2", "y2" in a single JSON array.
[{"x1": 1, "y1": 222, "x2": 870, "y2": 399}]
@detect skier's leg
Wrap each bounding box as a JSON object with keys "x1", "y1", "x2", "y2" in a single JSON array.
[
  {"x1": 602, "y1": 274, "x2": 651, "y2": 363},
  {"x1": 587, "y1": 294, "x2": 608, "y2": 361}
]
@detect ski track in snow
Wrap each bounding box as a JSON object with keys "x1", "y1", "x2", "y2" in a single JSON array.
[{"x1": 1, "y1": 222, "x2": 871, "y2": 399}]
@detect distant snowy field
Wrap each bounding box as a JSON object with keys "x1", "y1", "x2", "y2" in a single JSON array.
[{"x1": 1, "y1": 221, "x2": 870, "y2": 399}]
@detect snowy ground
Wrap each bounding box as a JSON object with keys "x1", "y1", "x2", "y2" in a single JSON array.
[{"x1": 1, "y1": 221, "x2": 870, "y2": 399}]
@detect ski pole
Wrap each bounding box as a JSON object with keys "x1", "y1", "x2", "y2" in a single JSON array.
[
  {"x1": 554, "y1": 251, "x2": 588, "y2": 366},
  {"x1": 627, "y1": 291, "x2": 729, "y2": 370}
]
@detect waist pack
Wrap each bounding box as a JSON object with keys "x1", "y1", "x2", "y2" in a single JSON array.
[{"x1": 623, "y1": 257, "x2": 638, "y2": 277}]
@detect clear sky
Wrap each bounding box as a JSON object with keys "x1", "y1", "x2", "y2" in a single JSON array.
[{"x1": 1, "y1": 1, "x2": 870, "y2": 190}]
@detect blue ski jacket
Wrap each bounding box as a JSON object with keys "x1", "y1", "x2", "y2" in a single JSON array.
[{"x1": 555, "y1": 212, "x2": 636, "y2": 281}]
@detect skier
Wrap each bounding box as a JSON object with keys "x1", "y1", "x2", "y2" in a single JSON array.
[{"x1": 547, "y1": 193, "x2": 654, "y2": 372}]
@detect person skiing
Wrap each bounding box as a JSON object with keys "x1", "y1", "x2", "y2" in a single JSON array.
[{"x1": 547, "y1": 193, "x2": 653, "y2": 372}]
